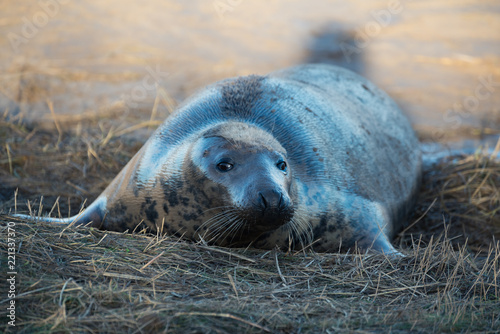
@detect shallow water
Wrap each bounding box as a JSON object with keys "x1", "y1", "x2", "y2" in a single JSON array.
[{"x1": 0, "y1": 0, "x2": 499, "y2": 144}]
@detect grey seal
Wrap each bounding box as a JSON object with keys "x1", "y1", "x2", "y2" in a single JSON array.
[{"x1": 15, "y1": 64, "x2": 421, "y2": 254}]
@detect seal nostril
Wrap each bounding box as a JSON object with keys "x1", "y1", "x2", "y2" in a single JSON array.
[
  {"x1": 258, "y1": 189, "x2": 284, "y2": 211},
  {"x1": 278, "y1": 193, "x2": 283, "y2": 209},
  {"x1": 259, "y1": 192, "x2": 268, "y2": 209}
]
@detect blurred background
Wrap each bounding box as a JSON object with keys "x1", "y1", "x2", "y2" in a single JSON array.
[{"x1": 1, "y1": 0, "x2": 499, "y2": 144}]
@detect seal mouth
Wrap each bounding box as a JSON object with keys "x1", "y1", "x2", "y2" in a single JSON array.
[
  {"x1": 241, "y1": 206, "x2": 294, "y2": 233},
  {"x1": 197, "y1": 205, "x2": 295, "y2": 248},
  {"x1": 256, "y1": 189, "x2": 293, "y2": 227}
]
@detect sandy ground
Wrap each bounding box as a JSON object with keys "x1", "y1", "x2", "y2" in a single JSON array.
[{"x1": 0, "y1": 0, "x2": 499, "y2": 142}]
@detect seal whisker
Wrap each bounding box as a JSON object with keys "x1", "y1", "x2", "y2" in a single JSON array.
[
  {"x1": 219, "y1": 218, "x2": 242, "y2": 245},
  {"x1": 210, "y1": 215, "x2": 241, "y2": 244},
  {"x1": 227, "y1": 218, "x2": 247, "y2": 244},
  {"x1": 224, "y1": 216, "x2": 245, "y2": 239},
  {"x1": 204, "y1": 212, "x2": 241, "y2": 242},
  {"x1": 198, "y1": 215, "x2": 229, "y2": 237},
  {"x1": 288, "y1": 219, "x2": 302, "y2": 250},
  {"x1": 199, "y1": 210, "x2": 236, "y2": 228},
  {"x1": 201, "y1": 206, "x2": 237, "y2": 216},
  {"x1": 202, "y1": 213, "x2": 235, "y2": 235},
  {"x1": 208, "y1": 211, "x2": 239, "y2": 230},
  {"x1": 198, "y1": 212, "x2": 235, "y2": 242},
  {"x1": 208, "y1": 217, "x2": 236, "y2": 239},
  {"x1": 287, "y1": 208, "x2": 313, "y2": 251},
  {"x1": 236, "y1": 218, "x2": 252, "y2": 242},
  {"x1": 198, "y1": 209, "x2": 239, "y2": 233},
  {"x1": 284, "y1": 223, "x2": 294, "y2": 251}
]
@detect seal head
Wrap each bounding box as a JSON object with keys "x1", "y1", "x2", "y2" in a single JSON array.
[{"x1": 190, "y1": 122, "x2": 295, "y2": 244}]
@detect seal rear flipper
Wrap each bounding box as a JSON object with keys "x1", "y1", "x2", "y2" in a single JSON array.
[{"x1": 12, "y1": 197, "x2": 107, "y2": 229}]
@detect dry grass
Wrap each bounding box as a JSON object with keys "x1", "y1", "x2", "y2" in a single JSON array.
[
  {"x1": 1, "y1": 115, "x2": 499, "y2": 333},
  {"x1": 398, "y1": 150, "x2": 500, "y2": 253}
]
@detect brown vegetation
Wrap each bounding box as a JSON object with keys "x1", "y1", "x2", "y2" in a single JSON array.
[{"x1": 0, "y1": 116, "x2": 499, "y2": 333}]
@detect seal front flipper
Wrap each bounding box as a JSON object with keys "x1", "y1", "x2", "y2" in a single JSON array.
[
  {"x1": 316, "y1": 196, "x2": 403, "y2": 255},
  {"x1": 13, "y1": 197, "x2": 107, "y2": 228},
  {"x1": 353, "y1": 202, "x2": 404, "y2": 256}
]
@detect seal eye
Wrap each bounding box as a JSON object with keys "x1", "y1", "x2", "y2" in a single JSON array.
[
  {"x1": 277, "y1": 161, "x2": 287, "y2": 173},
  {"x1": 217, "y1": 162, "x2": 234, "y2": 172}
]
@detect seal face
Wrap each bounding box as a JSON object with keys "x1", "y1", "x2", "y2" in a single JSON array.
[
  {"x1": 17, "y1": 64, "x2": 422, "y2": 254},
  {"x1": 189, "y1": 122, "x2": 295, "y2": 245}
]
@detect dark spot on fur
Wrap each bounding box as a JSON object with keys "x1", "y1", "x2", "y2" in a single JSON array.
[
  {"x1": 360, "y1": 124, "x2": 371, "y2": 135},
  {"x1": 203, "y1": 150, "x2": 209, "y2": 157},
  {"x1": 180, "y1": 196, "x2": 190, "y2": 206},
  {"x1": 312, "y1": 147, "x2": 318, "y2": 152},
  {"x1": 361, "y1": 84, "x2": 374, "y2": 95},
  {"x1": 118, "y1": 219, "x2": 128, "y2": 231},
  {"x1": 163, "y1": 203, "x2": 169, "y2": 215},
  {"x1": 305, "y1": 107, "x2": 313, "y2": 113},
  {"x1": 113, "y1": 202, "x2": 128, "y2": 214},
  {"x1": 167, "y1": 192, "x2": 179, "y2": 207},
  {"x1": 183, "y1": 213, "x2": 198, "y2": 221},
  {"x1": 105, "y1": 202, "x2": 129, "y2": 231},
  {"x1": 146, "y1": 207, "x2": 158, "y2": 224},
  {"x1": 162, "y1": 179, "x2": 182, "y2": 208},
  {"x1": 313, "y1": 215, "x2": 328, "y2": 238},
  {"x1": 318, "y1": 158, "x2": 324, "y2": 162},
  {"x1": 271, "y1": 109, "x2": 276, "y2": 113},
  {"x1": 142, "y1": 197, "x2": 158, "y2": 224}
]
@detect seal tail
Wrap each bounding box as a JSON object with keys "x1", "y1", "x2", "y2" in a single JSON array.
[{"x1": 12, "y1": 197, "x2": 107, "y2": 228}]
